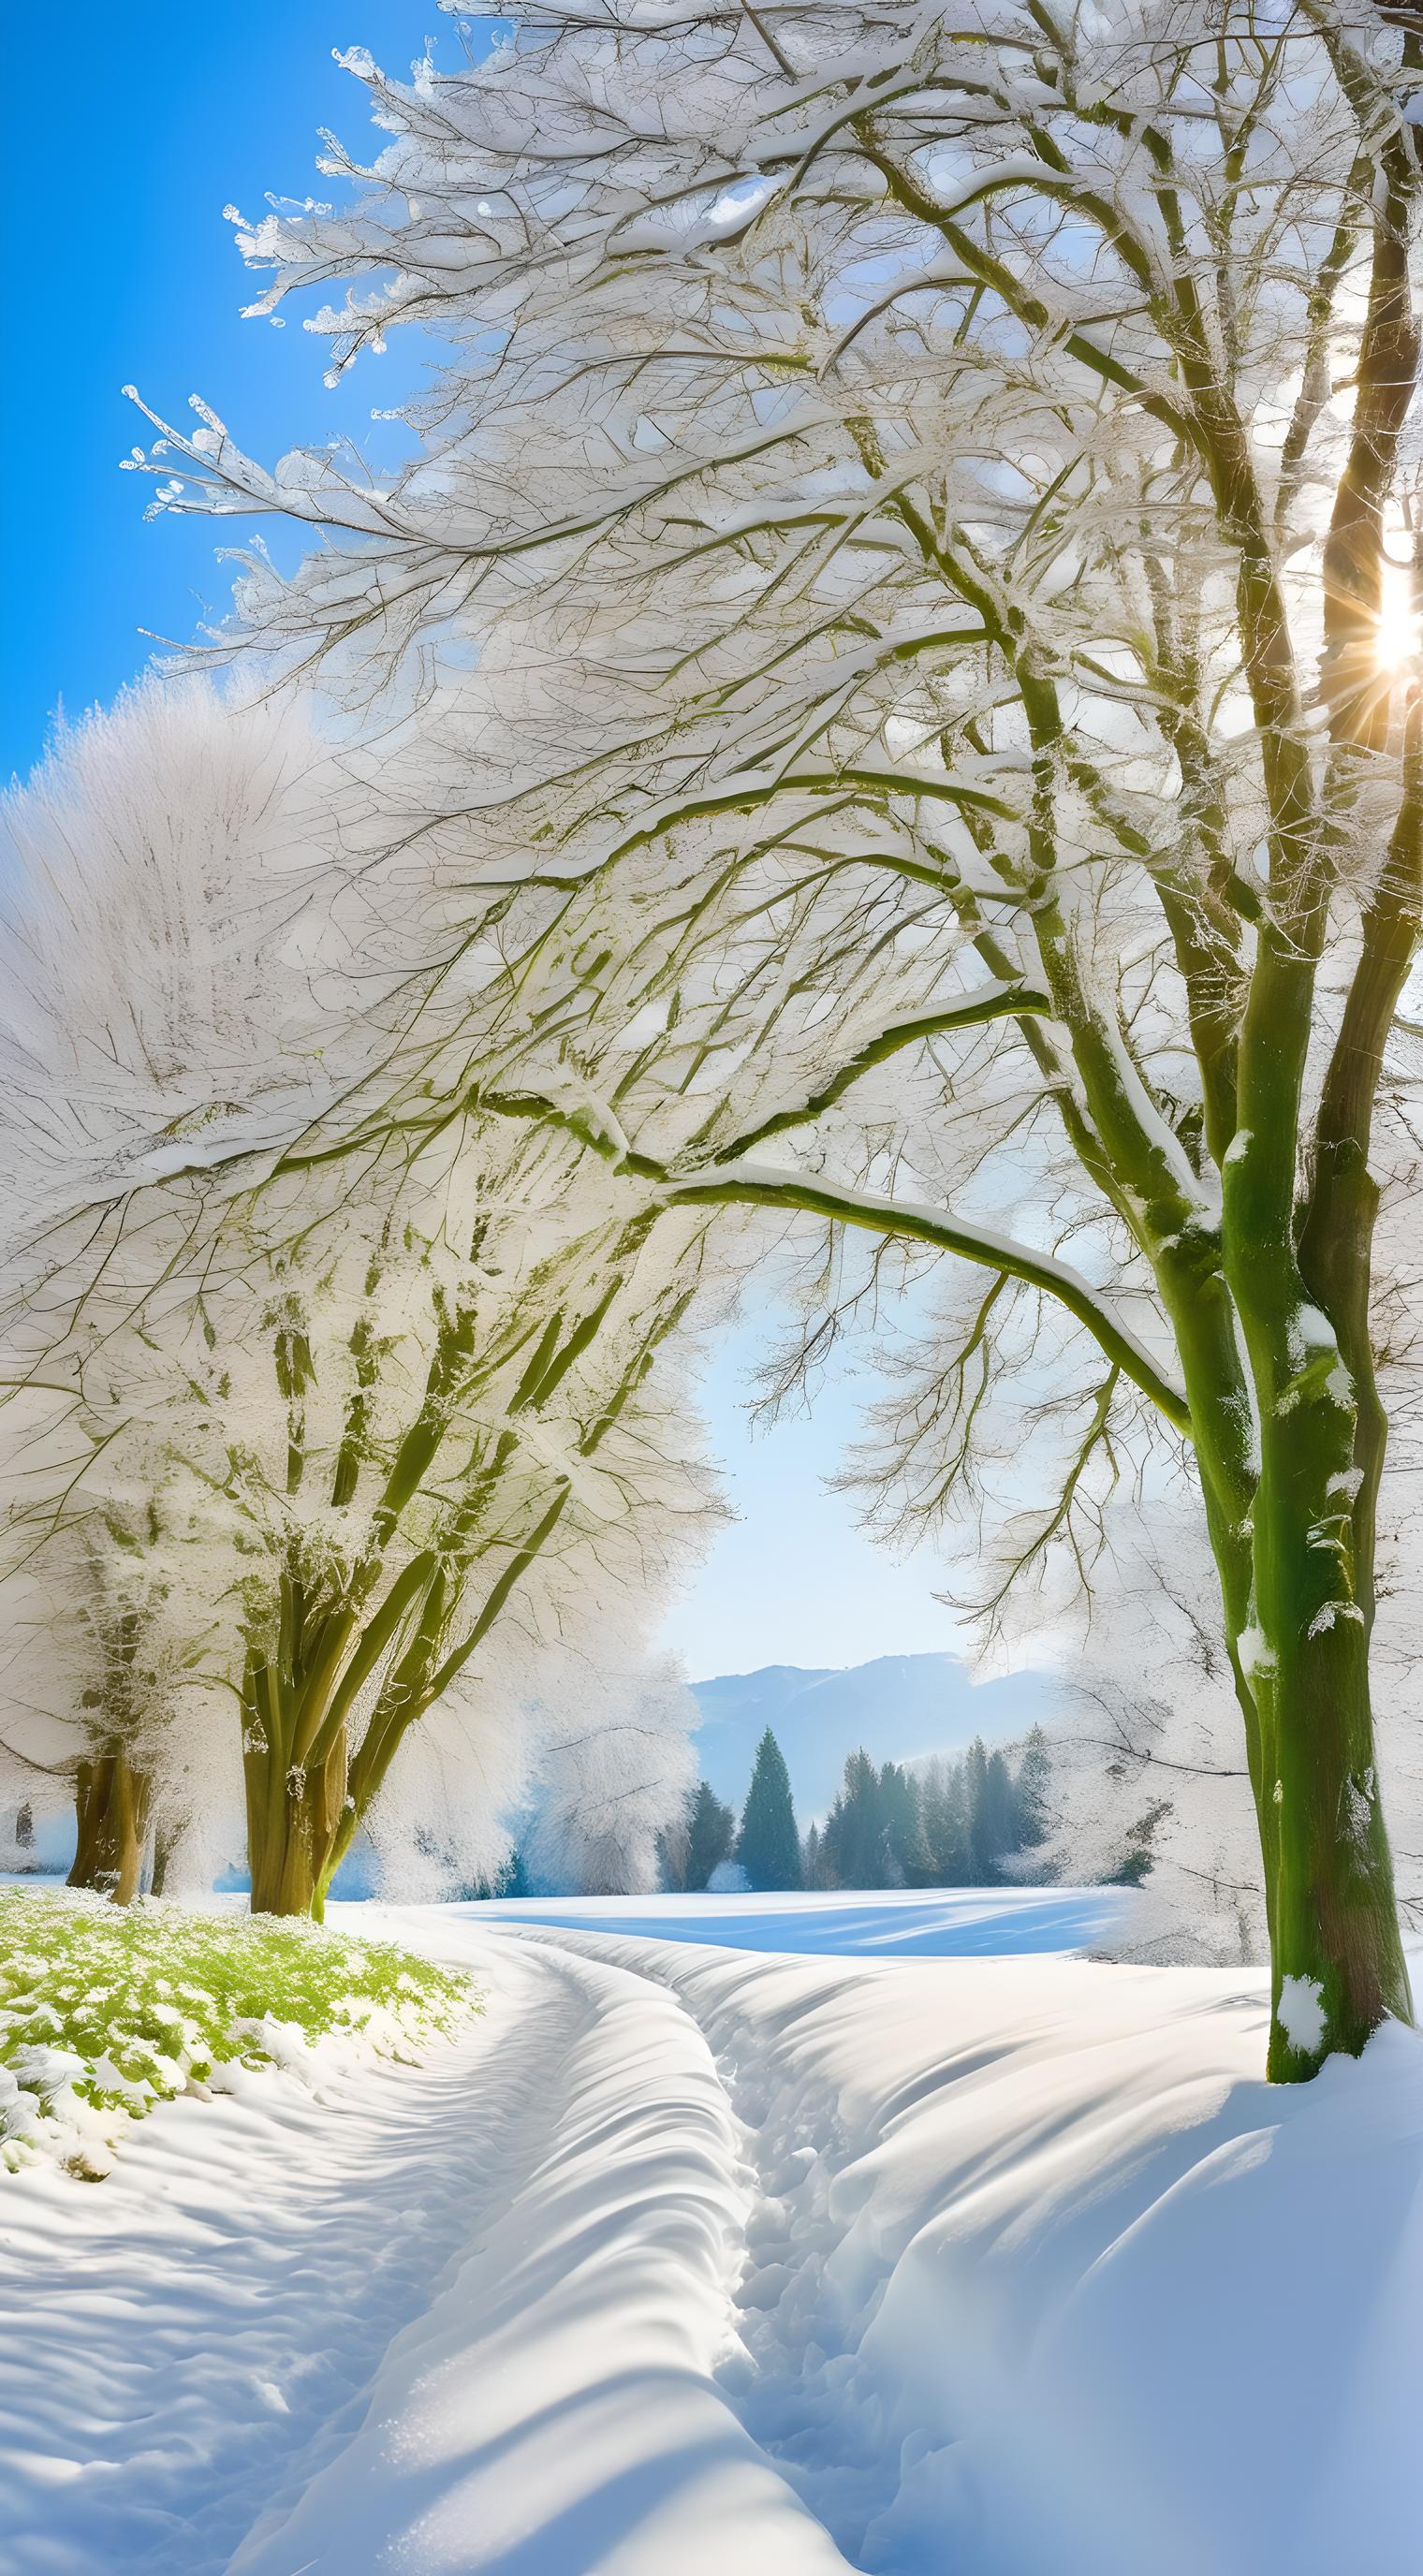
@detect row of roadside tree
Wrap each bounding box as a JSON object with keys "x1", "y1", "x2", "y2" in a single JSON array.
[{"x1": 7, "y1": 0, "x2": 1423, "y2": 2086}]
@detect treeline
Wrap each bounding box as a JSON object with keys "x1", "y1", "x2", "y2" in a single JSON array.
[
  {"x1": 659, "y1": 1724, "x2": 1054, "y2": 1895},
  {"x1": 657, "y1": 1730, "x2": 801, "y2": 1892},
  {"x1": 811, "y1": 1731, "x2": 1052, "y2": 1890}
]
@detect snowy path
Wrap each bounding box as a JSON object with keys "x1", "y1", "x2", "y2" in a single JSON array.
[
  {"x1": 0, "y1": 1946, "x2": 542, "y2": 2573},
  {"x1": 228, "y1": 1927, "x2": 847, "y2": 2576},
  {"x1": 0, "y1": 1926, "x2": 849, "y2": 2576},
  {"x1": 6, "y1": 1900, "x2": 1423, "y2": 2574}
]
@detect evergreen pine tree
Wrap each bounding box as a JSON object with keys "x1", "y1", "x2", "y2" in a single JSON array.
[
  {"x1": 900, "y1": 1775, "x2": 935, "y2": 1887},
  {"x1": 919, "y1": 1755, "x2": 973, "y2": 1884},
  {"x1": 802, "y1": 1820, "x2": 828, "y2": 1888},
  {"x1": 821, "y1": 1786, "x2": 847, "y2": 1886},
  {"x1": 685, "y1": 1778, "x2": 736, "y2": 1890},
  {"x1": 963, "y1": 1737, "x2": 992, "y2": 1883},
  {"x1": 878, "y1": 1762, "x2": 922, "y2": 1887},
  {"x1": 918, "y1": 1758, "x2": 950, "y2": 1883},
  {"x1": 1015, "y1": 1727, "x2": 1054, "y2": 1852},
  {"x1": 975, "y1": 1748, "x2": 1021, "y2": 1881},
  {"x1": 735, "y1": 1728, "x2": 802, "y2": 1891},
  {"x1": 824, "y1": 1748, "x2": 884, "y2": 1887}
]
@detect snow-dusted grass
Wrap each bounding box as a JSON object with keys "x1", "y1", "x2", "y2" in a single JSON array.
[{"x1": 0, "y1": 1886, "x2": 475, "y2": 2179}]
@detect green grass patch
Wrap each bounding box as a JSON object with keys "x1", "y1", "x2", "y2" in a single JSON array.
[{"x1": 0, "y1": 1886, "x2": 478, "y2": 2177}]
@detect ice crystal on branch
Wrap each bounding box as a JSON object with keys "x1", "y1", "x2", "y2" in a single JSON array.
[{"x1": 103, "y1": 0, "x2": 1423, "y2": 2070}]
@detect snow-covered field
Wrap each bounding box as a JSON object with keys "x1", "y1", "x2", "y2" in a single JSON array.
[
  {"x1": 475, "y1": 1884, "x2": 1127, "y2": 1954},
  {"x1": 3, "y1": 1891, "x2": 1420, "y2": 2573}
]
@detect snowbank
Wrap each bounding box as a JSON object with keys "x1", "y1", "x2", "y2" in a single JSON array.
[{"x1": 461, "y1": 1921, "x2": 1423, "y2": 2576}]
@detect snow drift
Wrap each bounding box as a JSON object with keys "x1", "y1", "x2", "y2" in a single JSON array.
[
  {"x1": 473, "y1": 1915, "x2": 1423, "y2": 2576},
  {"x1": 4, "y1": 1895, "x2": 1421, "y2": 2574}
]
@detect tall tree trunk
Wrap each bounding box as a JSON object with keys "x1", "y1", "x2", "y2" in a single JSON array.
[
  {"x1": 315, "y1": 1719, "x2": 396, "y2": 1910},
  {"x1": 316, "y1": 1642, "x2": 443, "y2": 1906},
  {"x1": 1260, "y1": 1615, "x2": 1410, "y2": 2081},
  {"x1": 67, "y1": 1750, "x2": 152, "y2": 1907},
  {"x1": 244, "y1": 1722, "x2": 349, "y2": 1921},
  {"x1": 1242, "y1": 1429, "x2": 1413, "y2": 2082}
]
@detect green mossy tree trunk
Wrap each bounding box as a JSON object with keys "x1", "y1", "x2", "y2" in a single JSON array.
[
  {"x1": 1215, "y1": 1102, "x2": 1414, "y2": 2075},
  {"x1": 67, "y1": 1749, "x2": 153, "y2": 1907},
  {"x1": 1253, "y1": 1560, "x2": 1410, "y2": 2081},
  {"x1": 243, "y1": 1711, "x2": 349, "y2": 1922}
]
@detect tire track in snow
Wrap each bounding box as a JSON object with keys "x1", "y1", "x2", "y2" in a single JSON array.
[
  {"x1": 491, "y1": 1925, "x2": 903, "y2": 2574},
  {"x1": 712, "y1": 2022, "x2": 904, "y2": 2568},
  {"x1": 227, "y1": 1923, "x2": 854, "y2": 2575},
  {"x1": 224, "y1": 1940, "x2": 590, "y2": 2573}
]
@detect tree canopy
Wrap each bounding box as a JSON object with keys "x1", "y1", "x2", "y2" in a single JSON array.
[{"x1": 24, "y1": 0, "x2": 1423, "y2": 2078}]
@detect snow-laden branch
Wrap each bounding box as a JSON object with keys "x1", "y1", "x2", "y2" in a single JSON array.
[
  {"x1": 712, "y1": 983, "x2": 1054, "y2": 1157},
  {"x1": 476, "y1": 1084, "x2": 1188, "y2": 1431},
  {"x1": 674, "y1": 1162, "x2": 1191, "y2": 1432}
]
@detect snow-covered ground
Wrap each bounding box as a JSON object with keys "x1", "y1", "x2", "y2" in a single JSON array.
[
  {"x1": 3, "y1": 1892, "x2": 1420, "y2": 2573},
  {"x1": 475, "y1": 1884, "x2": 1127, "y2": 1954}
]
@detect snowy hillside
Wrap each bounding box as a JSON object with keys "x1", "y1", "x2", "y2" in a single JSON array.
[{"x1": 690, "y1": 1656, "x2": 1055, "y2": 1813}]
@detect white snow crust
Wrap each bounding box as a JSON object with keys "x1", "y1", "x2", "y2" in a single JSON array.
[{"x1": 3, "y1": 1894, "x2": 1422, "y2": 2574}]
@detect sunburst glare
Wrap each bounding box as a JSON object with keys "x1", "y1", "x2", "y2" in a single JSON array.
[{"x1": 1376, "y1": 558, "x2": 1419, "y2": 672}]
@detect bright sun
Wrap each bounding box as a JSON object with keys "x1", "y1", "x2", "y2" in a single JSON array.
[{"x1": 1375, "y1": 559, "x2": 1420, "y2": 673}]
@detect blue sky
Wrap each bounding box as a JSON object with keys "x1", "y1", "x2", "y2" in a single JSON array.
[
  {"x1": 0, "y1": 1, "x2": 445, "y2": 780},
  {"x1": 0, "y1": 2, "x2": 974, "y2": 1682},
  {"x1": 664, "y1": 1309, "x2": 969, "y2": 1677}
]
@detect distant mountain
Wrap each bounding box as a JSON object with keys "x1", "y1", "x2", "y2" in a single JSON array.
[{"x1": 690, "y1": 1653, "x2": 1056, "y2": 1819}]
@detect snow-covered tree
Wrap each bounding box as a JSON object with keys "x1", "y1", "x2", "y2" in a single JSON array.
[
  {"x1": 521, "y1": 1641, "x2": 697, "y2": 1895},
  {"x1": 0, "y1": 690, "x2": 721, "y2": 1912},
  {"x1": 0, "y1": 1339, "x2": 254, "y2": 1907},
  {"x1": 131, "y1": 0, "x2": 1423, "y2": 2073},
  {"x1": 3, "y1": 1133, "x2": 715, "y2": 1916},
  {"x1": 0, "y1": 683, "x2": 343, "y2": 1896},
  {"x1": 216, "y1": 1155, "x2": 716, "y2": 1916},
  {"x1": 1016, "y1": 1727, "x2": 1053, "y2": 1856},
  {"x1": 1020, "y1": 1486, "x2": 1273, "y2": 1957}
]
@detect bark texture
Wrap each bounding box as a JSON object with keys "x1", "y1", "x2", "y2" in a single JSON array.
[
  {"x1": 67, "y1": 1751, "x2": 153, "y2": 1907},
  {"x1": 243, "y1": 1725, "x2": 350, "y2": 1921}
]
